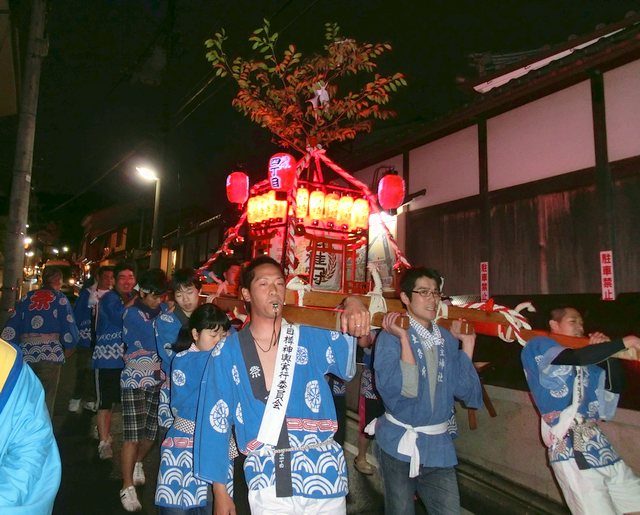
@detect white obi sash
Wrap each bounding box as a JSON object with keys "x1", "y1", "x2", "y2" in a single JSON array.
[{"x1": 365, "y1": 412, "x2": 449, "y2": 478}]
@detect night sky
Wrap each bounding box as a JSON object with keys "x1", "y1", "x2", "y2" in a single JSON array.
[{"x1": 1, "y1": 0, "x2": 636, "y2": 246}]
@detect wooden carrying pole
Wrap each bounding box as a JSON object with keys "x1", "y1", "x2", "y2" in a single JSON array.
[
  {"x1": 283, "y1": 291, "x2": 639, "y2": 361},
  {"x1": 211, "y1": 297, "x2": 409, "y2": 331},
  {"x1": 215, "y1": 292, "x2": 638, "y2": 361}
]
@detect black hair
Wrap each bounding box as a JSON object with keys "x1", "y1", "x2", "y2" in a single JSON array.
[
  {"x1": 42, "y1": 266, "x2": 62, "y2": 288},
  {"x1": 113, "y1": 261, "x2": 136, "y2": 280},
  {"x1": 549, "y1": 306, "x2": 581, "y2": 326},
  {"x1": 138, "y1": 268, "x2": 168, "y2": 295},
  {"x1": 171, "y1": 304, "x2": 231, "y2": 352},
  {"x1": 171, "y1": 268, "x2": 202, "y2": 292},
  {"x1": 97, "y1": 265, "x2": 114, "y2": 277},
  {"x1": 240, "y1": 256, "x2": 282, "y2": 290},
  {"x1": 399, "y1": 267, "x2": 443, "y2": 299}
]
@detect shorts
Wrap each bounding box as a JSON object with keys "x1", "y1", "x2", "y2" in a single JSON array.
[
  {"x1": 121, "y1": 386, "x2": 160, "y2": 442},
  {"x1": 552, "y1": 458, "x2": 640, "y2": 515},
  {"x1": 95, "y1": 368, "x2": 122, "y2": 409}
]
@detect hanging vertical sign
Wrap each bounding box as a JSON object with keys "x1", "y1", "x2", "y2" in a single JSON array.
[
  {"x1": 480, "y1": 261, "x2": 489, "y2": 301},
  {"x1": 599, "y1": 250, "x2": 615, "y2": 301}
]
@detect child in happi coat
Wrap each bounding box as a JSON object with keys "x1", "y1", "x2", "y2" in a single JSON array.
[{"x1": 155, "y1": 304, "x2": 231, "y2": 515}]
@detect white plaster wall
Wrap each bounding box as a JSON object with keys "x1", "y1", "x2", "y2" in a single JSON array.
[
  {"x1": 454, "y1": 385, "x2": 640, "y2": 504},
  {"x1": 487, "y1": 81, "x2": 596, "y2": 191},
  {"x1": 408, "y1": 126, "x2": 480, "y2": 211},
  {"x1": 604, "y1": 58, "x2": 640, "y2": 161}
]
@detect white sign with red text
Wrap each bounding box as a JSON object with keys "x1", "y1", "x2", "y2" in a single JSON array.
[
  {"x1": 599, "y1": 250, "x2": 615, "y2": 301},
  {"x1": 480, "y1": 261, "x2": 489, "y2": 301}
]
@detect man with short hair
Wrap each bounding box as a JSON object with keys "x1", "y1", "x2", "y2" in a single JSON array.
[
  {"x1": 69, "y1": 266, "x2": 114, "y2": 412},
  {"x1": 93, "y1": 262, "x2": 136, "y2": 460},
  {"x1": 194, "y1": 256, "x2": 370, "y2": 514},
  {"x1": 119, "y1": 268, "x2": 168, "y2": 512},
  {"x1": 521, "y1": 306, "x2": 640, "y2": 514},
  {"x1": 372, "y1": 267, "x2": 482, "y2": 515},
  {"x1": 2, "y1": 266, "x2": 79, "y2": 416}
]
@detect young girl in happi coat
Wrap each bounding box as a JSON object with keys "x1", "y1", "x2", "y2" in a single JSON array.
[{"x1": 155, "y1": 304, "x2": 231, "y2": 515}]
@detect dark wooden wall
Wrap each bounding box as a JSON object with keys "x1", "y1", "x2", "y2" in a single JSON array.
[{"x1": 407, "y1": 159, "x2": 640, "y2": 295}]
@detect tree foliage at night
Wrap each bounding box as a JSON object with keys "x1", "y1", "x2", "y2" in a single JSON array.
[{"x1": 205, "y1": 20, "x2": 406, "y2": 153}]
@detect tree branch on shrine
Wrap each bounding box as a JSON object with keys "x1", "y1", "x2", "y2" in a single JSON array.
[{"x1": 204, "y1": 20, "x2": 407, "y2": 152}]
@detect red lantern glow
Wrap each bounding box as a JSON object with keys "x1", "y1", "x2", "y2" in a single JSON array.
[
  {"x1": 226, "y1": 172, "x2": 249, "y2": 204},
  {"x1": 268, "y1": 153, "x2": 297, "y2": 191},
  {"x1": 247, "y1": 196, "x2": 258, "y2": 223},
  {"x1": 378, "y1": 174, "x2": 405, "y2": 210}
]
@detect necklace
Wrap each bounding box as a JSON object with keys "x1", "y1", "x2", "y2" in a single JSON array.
[{"x1": 251, "y1": 332, "x2": 276, "y2": 353}]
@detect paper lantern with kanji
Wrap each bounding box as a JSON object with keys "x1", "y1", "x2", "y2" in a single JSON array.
[
  {"x1": 268, "y1": 153, "x2": 297, "y2": 191},
  {"x1": 309, "y1": 190, "x2": 325, "y2": 220},
  {"x1": 337, "y1": 195, "x2": 354, "y2": 229},
  {"x1": 378, "y1": 174, "x2": 405, "y2": 210},
  {"x1": 296, "y1": 187, "x2": 309, "y2": 218},
  {"x1": 323, "y1": 192, "x2": 340, "y2": 221},
  {"x1": 226, "y1": 171, "x2": 249, "y2": 204},
  {"x1": 351, "y1": 198, "x2": 370, "y2": 230}
]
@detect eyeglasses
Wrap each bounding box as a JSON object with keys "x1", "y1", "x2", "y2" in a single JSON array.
[{"x1": 411, "y1": 289, "x2": 442, "y2": 299}]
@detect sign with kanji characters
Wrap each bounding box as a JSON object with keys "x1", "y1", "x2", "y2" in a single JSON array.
[
  {"x1": 599, "y1": 251, "x2": 615, "y2": 301},
  {"x1": 480, "y1": 261, "x2": 489, "y2": 301}
]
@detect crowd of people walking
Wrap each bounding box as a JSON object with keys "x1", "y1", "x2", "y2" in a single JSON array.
[{"x1": 2, "y1": 258, "x2": 640, "y2": 515}]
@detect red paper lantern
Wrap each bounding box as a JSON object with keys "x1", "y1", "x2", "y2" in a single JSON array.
[
  {"x1": 268, "y1": 153, "x2": 297, "y2": 191},
  {"x1": 378, "y1": 174, "x2": 405, "y2": 210},
  {"x1": 226, "y1": 172, "x2": 249, "y2": 204}
]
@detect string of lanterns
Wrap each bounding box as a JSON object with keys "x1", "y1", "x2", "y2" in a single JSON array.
[{"x1": 226, "y1": 151, "x2": 406, "y2": 234}]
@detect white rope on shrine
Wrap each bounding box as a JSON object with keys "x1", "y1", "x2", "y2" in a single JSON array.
[
  {"x1": 286, "y1": 276, "x2": 311, "y2": 307},
  {"x1": 460, "y1": 300, "x2": 536, "y2": 346},
  {"x1": 366, "y1": 263, "x2": 387, "y2": 322}
]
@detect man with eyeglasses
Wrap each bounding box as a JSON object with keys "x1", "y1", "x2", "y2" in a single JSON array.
[{"x1": 369, "y1": 267, "x2": 482, "y2": 515}]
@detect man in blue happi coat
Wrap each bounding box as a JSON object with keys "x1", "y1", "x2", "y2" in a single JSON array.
[
  {"x1": 521, "y1": 306, "x2": 640, "y2": 514},
  {"x1": 372, "y1": 267, "x2": 482, "y2": 515},
  {"x1": 2, "y1": 266, "x2": 79, "y2": 416},
  {"x1": 194, "y1": 256, "x2": 370, "y2": 514}
]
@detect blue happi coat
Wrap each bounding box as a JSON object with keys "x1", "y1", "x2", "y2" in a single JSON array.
[
  {"x1": 156, "y1": 344, "x2": 215, "y2": 509},
  {"x1": 374, "y1": 325, "x2": 482, "y2": 468},
  {"x1": 93, "y1": 289, "x2": 128, "y2": 369},
  {"x1": 0, "y1": 339, "x2": 61, "y2": 514},
  {"x1": 155, "y1": 311, "x2": 182, "y2": 428},
  {"x1": 2, "y1": 289, "x2": 78, "y2": 363},
  {"x1": 121, "y1": 300, "x2": 166, "y2": 390},
  {"x1": 521, "y1": 336, "x2": 621, "y2": 468},
  {"x1": 194, "y1": 324, "x2": 356, "y2": 499}
]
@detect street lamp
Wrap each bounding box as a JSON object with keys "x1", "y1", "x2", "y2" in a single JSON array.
[{"x1": 136, "y1": 166, "x2": 162, "y2": 268}]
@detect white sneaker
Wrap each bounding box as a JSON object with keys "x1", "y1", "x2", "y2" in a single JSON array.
[
  {"x1": 98, "y1": 439, "x2": 113, "y2": 460},
  {"x1": 133, "y1": 462, "x2": 145, "y2": 486},
  {"x1": 68, "y1": 398, "x2": 81, "y2": 412},
  {"x1": 119, "y1": 486, "x2": 142, "y2": 512},
  {"x1": 91, "y1": 425, "x2": 99, "y2": 440},
  {"x1": 83, "y1": 400, "x2": 97, "y2": 412}
]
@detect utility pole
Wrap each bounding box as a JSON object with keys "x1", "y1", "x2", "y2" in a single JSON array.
[
  {"x1": 150, "y1": 0, "x2": 176, "y2": 269},
  {"x1": 0, "y1": 0, "x2": 48, "y2": 325}
]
